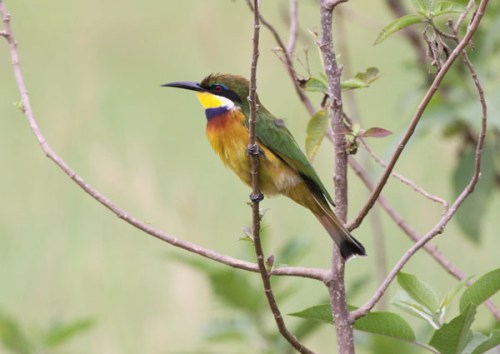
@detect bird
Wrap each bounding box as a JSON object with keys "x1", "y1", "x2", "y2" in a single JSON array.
[{"x1": 161, "y1": 74, "x2": 366, "y2": 260}]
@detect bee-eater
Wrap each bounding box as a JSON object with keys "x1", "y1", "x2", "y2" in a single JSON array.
[{"x1": 162, "y1": 74, "x2": 366, "y2": 260}]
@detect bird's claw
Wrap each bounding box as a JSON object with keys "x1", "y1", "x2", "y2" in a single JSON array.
[
  {"x1": 247, "y1": 144, "x2": 264, "y2": 156},
  {"x1": 249, "y1": 192, "x2": 264, "y2": 203}
]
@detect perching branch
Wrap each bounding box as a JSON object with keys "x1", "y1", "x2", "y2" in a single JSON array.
[
  {"x1": 0, "y1": 0, "x2": 329, "y2": 284},
  {"x1": 349, "y1": 0, "x2": 490, "y2": 231},
  {"x1": 246, "y1": 2, "x2": 316, "y2": 353}
]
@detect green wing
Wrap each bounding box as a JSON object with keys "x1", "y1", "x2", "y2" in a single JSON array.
[{"x1": 251, "y1": 108, "x2": 335, "y2": 206}]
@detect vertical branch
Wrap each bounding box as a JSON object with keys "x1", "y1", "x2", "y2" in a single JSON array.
[
  {"x1": 319, "y1": 1, "x2": 353, "y2": 353},
  {"x1": 247, "y1": 1, "x2": 315, "y2": 353}
]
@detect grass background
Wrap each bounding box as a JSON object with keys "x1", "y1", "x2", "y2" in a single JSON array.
[{"x1": 1, "y1": 0, "x2": 499, "y2": 353}]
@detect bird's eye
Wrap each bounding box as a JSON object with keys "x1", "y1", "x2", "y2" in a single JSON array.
[{"x1": 211, "y1": 84, "x2": 226, "y2": 93}]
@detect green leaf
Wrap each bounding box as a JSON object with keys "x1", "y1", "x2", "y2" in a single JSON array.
[
  {"x1": 463, "y1": 332, "x2": 489, "y2": 354},
  {"x1": 354, "y1": 311, "x2": 416, "y2": 342},
  {"x1": 393, "y1": 290, "x2": 438, "y2": 328},
  {"x1": 341, "y1": 67, "x2": 380, "y2": 90},
  {"x1": 289, "y1": 305, "x2": 416, "y2": 342},
  {"x1": 437, "y1": 276, "x2": 472, "y2": 324},
  {"x1": 0, "y1": 311, "x2": 32, "y2": 354},
  {"x1": 411, "y1": 0, "x2": 433, "y2": 16},
  {"x1": 305, "y1": 110, "x2": 328, "y2": 162},
  {"x1": 43, "y1": 318, "x2": 95, "y2": 347},
  {"x1": 288, "y1": 304, "x2": 332, "y2": 324},
  {"x1": 302, "y1": 77, "x2": 327, "y2": 93},
  {"x1": 397, "y1": 272, "x2": 440, "y2": 313},
  {"x1": 453, "y1": 143, "x2": 496, "y2": 243},
  {"x1": 459, "y1": 268, "x2": 500, "y2": 312},
  {"x1": 374, "y1": 15, "x2": 426, "y2": 45},
  {"x1": 470, "y1": 330, "x2": 500, "y2": 354},
  {"x1": 429, "y1": 305, "x2": 476, "y2": 354},
  {"x1": 431, "y1": 1, "x2": 467, "y2": 17}
]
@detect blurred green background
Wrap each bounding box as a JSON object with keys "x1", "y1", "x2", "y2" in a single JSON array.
[{"x1": 1, "y1": 0, "x2": 499, "y2": 353}]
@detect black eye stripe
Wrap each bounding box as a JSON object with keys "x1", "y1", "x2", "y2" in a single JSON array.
[{"x1": 207, "y1": 83, "x2": 242, "y2": 103}]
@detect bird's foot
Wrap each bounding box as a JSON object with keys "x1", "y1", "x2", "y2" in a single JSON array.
[
  {"x1": 249, "y1": 192, "x2": 264, "y2": 203},
  {"x1": 247, "y1": 144, "x2": 264, "y2": 156}
]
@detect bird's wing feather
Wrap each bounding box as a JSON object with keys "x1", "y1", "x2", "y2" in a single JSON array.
[{"x1": 252, "y1": 109, "x2": 335, "y2": 206}]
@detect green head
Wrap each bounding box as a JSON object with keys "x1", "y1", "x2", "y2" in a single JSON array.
[{"x1": 162, "y1": 74, "x2": 256, "y2": 117}]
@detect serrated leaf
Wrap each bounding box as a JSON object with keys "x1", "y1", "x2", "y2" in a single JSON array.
[
  {"x1": 305, "y1": 110, "x2": 328, "y2": 162},
  {"x1": 397, "y1": 272, "x2": 440, "y2": 313},
  {"x1": 374, "y1": 14, "x2": 426, "y2": 45},
  {"x1": 302, "y1": 77, "x2": 327, "y2": 93},
  {"x1": 453, "y1": 143, "x2": 496, "y2": 243},
  {"x1": 288, "y1": 304, "x2": 333, "y2": 324},
  {"x1": 341, "y1": 67, "x2": 380, "y2": 90},
  {"x1": 360, "y1": 127, "x2": 392, "y2": 138},
  {"x1": 354, "y1": 311, "x2": 416, "y2": 341},
  {"x1": 431, "y1": 1, "x2": 466, "y2": 17},
  {"x1": 459, "y1": 268, "x2": 500, "y2": 312},
  {"x1": 429, "y1": 305, "x2": 476, "y2": 354},
  {"x1": 470, "y1": 330, "x2": 500, "y2": 354},
  {"x1": 43, "y1": 318, "x2": 95, "y2": 347},
  {"x1": 0, "y1": 311, "x2": 32, "y2": 354}
]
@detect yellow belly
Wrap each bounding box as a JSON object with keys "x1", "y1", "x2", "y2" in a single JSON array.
[{"x1": 206, "y1": 110, "x2": 302, "y2": 197}]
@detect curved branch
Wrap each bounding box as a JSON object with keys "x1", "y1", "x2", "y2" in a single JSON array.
[
  {"x1": 0, "y1": 0, "x2": 327, "y2": 283},
  {"x1": 349, "y1": 0, "x2": 489, "y2": 230},
  {"x1": 351, "y1": 0, "x2": 490, "y2": 320}
]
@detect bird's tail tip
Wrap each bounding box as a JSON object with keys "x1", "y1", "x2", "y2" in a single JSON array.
[{"x1": 340, "y1": 237, "x2": 367, "y2": 260}]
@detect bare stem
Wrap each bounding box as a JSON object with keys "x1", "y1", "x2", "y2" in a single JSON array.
[
  {"x1": 247, "y1": 2, "x2": 316, "y2": 353},
  {"x1": 319, "y1": 0, "x2": 354, "y2": 353},
  {"x1": 349, "y1": 0, "x2": 490, "y2": 230},
  {"x1": 245, "y1": 0, "x2": 316, "y2": 116},
  {"x1": 351, "y1": 0, "x2": 490, "y2": 320},
  {"x1": 349, "y1": 158, "x2": 500, "y2": 321},
  {"x1": 286, "y1": 0, "x2": 299, "y2": 56}
]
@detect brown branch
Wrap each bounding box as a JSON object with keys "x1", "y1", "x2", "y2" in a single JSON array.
[
  {"x1": 0, "y1": 1, "x2": 329, "y2": 284},
  {"x1": 245, "y1": 0, "x2": 316, "y2": 117},
  {"x1": 286, "y1": 0, "x2": 299, "y2": 56},
  {"x1": 349, "y1": 0, "x2": 489, "y2": 230},
  {"x1": 247, "y1": 2, "x2": 316, "y2": 353},
  {"x1": 351, "y1": 0, "x2": 490, "y2": 320},
  {"x1": 359, "y1": 138, "x2": 449, "y2": 210},
  {"x1": 349, "y1": 159, "x2": 500, "y2": 321},
  {"x1": 318, "y1": 1, "x2": 354, "y2": 353}
]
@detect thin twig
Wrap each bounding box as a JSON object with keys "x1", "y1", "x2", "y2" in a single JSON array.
[
  {"x1": 0, "y1": 0, "x2": 329, "y2": 283},
  {"x1": 245, "y1": 0, "x2": 316, "y2": 117},
  {"x1": 247, "y1": 2, "x2": 316, "y2": 353},
  {"x1": 349, "y1": 0, "x2": 489, "y2": 230},
  {"x1": 349, "y1": 158, "x2": 500, "y2": 321},
  {"x1": 319, "y1": 1, "x2": 354, "y2": 353},
  {"x1": 286, "y1": 0, "x2": 299, "y2": 56},
  {"x1": 359, "y1": 138, "x2": 449, "y2": 210}
]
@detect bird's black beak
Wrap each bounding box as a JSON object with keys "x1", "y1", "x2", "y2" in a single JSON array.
[{"x1": 161, "y1": 81, "x2": 206, "y2": 92}]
